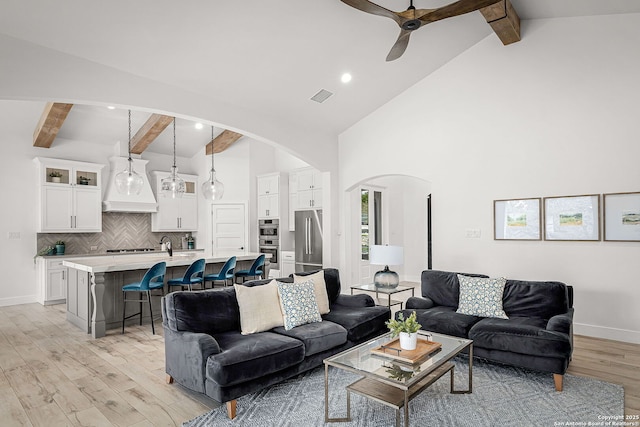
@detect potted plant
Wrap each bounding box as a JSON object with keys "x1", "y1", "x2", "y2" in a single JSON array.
[
  {"x1": 35, "y1": 245, "x2": 55, "y2": 259},
  {"x1": 55, "y1": 240, "x2": 65, "y2": 255},
  {"x1": 386, "y1": 311, "x2": 422, "y2": 350},
  {"x1": 49, "y1": 170, "x2": 63, "y2": 183},
  {"x1": 77, "y1": 175, "x2": 91, "y2": 185}
]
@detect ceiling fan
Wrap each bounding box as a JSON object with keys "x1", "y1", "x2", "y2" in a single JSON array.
[{"x1": 340, "y1": 0, "x2": 503, "y2": 61}]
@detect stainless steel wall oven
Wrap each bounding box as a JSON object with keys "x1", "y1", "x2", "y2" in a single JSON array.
[{"x1": 258, "y1": 219, "x2": 279, "y2": 270}]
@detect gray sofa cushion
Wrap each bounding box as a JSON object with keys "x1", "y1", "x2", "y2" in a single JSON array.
[
  {"x1": 322, "y1": 304, "x2": 390, "y2": 342},
  {"x1": 272, "y1": 321, "x2": 347, "y2": 356},
  {"x1": 469, "y1": 317, "x2": 572, "y2": 358},
  {"x1": 503, "y1": 280, "x2": 571, "y2": 319},
  {"x1": 164, "y1": 288, "x2": 240, "y2": 334},
  {"x1": 403, "y1": 306, "x2": 481, "y2": 338},
  {"x1": 207, "y1": 331, "x2": 304, "y2": 387}
]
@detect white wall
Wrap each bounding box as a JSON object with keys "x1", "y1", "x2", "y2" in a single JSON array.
[{"x1": 339, "y1": 14, "x2": 640, "y2": 343}]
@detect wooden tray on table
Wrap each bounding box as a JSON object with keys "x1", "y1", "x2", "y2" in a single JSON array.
[{"x1": 370, "y1": 336, "x2": 442, "y2": 364}]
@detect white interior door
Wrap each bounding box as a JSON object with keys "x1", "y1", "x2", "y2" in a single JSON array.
[{"x1": 211, "y1": 202, "x2": 248, "y2": 253}]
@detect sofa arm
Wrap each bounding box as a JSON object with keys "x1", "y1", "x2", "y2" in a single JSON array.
[
  {"x1": 164, "y1": 327, "x2": 221, "y2": 393},
  {"x1": 546, "y1": 308, "x2": 574, "y2": 335},
  {"x1": 334, "y1": 293, "x2": 375, "y2": 308},
  {"x1": 406, "y1": 296, "x2": 435, "y2": 310}
]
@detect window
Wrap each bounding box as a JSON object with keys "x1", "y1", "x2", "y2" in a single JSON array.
[{"x1": 361, "y1": 189, "x2": 382, "y2": 260}]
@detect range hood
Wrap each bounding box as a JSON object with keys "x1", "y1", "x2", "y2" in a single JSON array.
[{"x1": 102, "y1": 157, "x2": 158, "y2": 213}]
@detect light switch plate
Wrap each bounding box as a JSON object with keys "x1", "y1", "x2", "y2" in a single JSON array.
[{"x1": 7, "y1": 231, "x2": 20, "y2": 240}]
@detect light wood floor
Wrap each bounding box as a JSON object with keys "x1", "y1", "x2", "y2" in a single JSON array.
[{"x1": 0, "y1": 303, "x2": 638, "y2": 426}]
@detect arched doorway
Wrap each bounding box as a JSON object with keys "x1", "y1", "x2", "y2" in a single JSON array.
[{"x1": 343, "y1": 174, "x2": 431, "y2": 286}]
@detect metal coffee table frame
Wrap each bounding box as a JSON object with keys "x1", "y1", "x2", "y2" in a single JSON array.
[{"x1": 324, "y1": 331, "x2": 473, "y2": 427}]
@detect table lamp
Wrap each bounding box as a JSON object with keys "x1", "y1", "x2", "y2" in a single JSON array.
[{"x1": 370, "y1": 245, "x2": 403, "y2": 289}]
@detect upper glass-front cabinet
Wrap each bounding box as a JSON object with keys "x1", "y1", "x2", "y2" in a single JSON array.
[{"x1": 45, "y1": 166, "x2": 99, "y2": 187}]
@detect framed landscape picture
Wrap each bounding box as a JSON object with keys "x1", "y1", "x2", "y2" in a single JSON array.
[
  {"x1": 543, "y1": 194, "x2": 600, "y2": 241},
  {"x1": 603, "y1": 192, "x2": 640, "y2": 241},
  {"x1": 494, "y1": 198, "x2": 541, "y2": 240}
]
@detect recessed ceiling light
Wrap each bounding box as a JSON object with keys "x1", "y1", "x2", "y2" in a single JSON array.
[
  {"x1": 195, "y1": 122, "x2": 204, "y2": 130},
  {"x1": 341, "y1": 73, "x2": 352, "y2": 84},
  {"x1": 107, "y1": 106, "x2": 116, "y2": 110}
]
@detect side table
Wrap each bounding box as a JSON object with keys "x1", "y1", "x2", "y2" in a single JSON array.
[{"x1": 350, "y1": 284, "x2": 415, "y2": 311}]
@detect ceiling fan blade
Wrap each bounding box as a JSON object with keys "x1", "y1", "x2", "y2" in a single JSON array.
[
  {"x1": 340, "y1": 0, "x2": 403, "y2": 26},
  {"x1": 386, "y1": 29, "x2": 412, "y2": 62},
  {"x1": 419, "y1": 0, "x2": 502, "y2": 24}
]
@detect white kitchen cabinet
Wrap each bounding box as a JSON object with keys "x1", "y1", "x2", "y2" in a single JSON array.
[
  {"x1": 258, "y1": 193, "x2": 279, "y2": 218},
  {"x1": 257, "y1": 173, "x2": 287, "y2": 220},
  {"x1": 34, "y1": 157, "x2": 104, "y2": 233},
  {"x1": 150, "y1": 171, "x2": 198, "y2": 231},
  {"x1": 281, "y1": 251, "x2": 295, "y2": 277},
  {"x1": 257, "y1": 173, "x2": 280, "y2": 196},
  {"x1": 36, "y1": 257, "x2": 68, "y2": 305},
  {"x1": 289, "y1": 167, "x2": 323, "y2": 213}
]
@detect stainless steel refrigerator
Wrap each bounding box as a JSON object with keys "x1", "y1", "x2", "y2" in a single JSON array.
[{"x1": 295, "y1": 210, "x2": 323, "y2": 272}]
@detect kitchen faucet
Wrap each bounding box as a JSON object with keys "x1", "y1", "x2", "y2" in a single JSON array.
[{"x1": 159, "y1": 235, "x2": 173, "y2": 257}]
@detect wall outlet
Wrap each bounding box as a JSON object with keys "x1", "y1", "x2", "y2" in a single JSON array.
[
  {"x1": 90, "y1": 246, "x2": 98, "y2": 251},
  {"x1": 465, "y1": 229, "x2": 481, "y2": 238},
  {"x1": 7, "y1": 231, "x2": 20, "y2": 240}
]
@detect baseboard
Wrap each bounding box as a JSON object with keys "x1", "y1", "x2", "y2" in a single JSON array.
[
  {"x1": 573, "y1": 322, "x2": 640, "y2": 345},
  {"x1": 402, "y1": 275, "x2": 421, "y2": 283},
  {"x1": 0, "y1": 294, "x2": 39, "y2": 307}
]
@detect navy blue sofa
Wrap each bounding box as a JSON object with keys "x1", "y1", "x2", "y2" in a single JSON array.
[
  {"x1": 161, "y1": 268, "x2": 390, "y2": 419},
  {"x1": 397, "y1": 270, "x2": 574, "y2": 391}
]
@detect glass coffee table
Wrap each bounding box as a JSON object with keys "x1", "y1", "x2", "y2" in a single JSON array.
[{"x1": 324, "y1": 331, "x2": 473, "y2": 427}]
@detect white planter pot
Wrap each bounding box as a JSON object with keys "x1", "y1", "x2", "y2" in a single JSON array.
[
  {"x1": 399, "y1": 332, "x2": 417, "y2": 351},
  {"x1": 51, "y1": 177, "x2": 61, "y2": 183}
]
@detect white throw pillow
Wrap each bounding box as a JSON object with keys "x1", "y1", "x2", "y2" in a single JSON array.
[
  {"x1": 293, "y1": 270, "x2": 330, "y2": 315},
  {"x1": 276, "y1": 280, "x2": 322, "y2": 330},
  {"x1": 234, "y1": 280, "x2": 284, "y2": 335},
  {"x1": 456, "y1": 274, "x2": 508, "y2": 319}
]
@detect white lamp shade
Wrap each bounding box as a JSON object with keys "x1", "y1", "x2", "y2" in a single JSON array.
[{"x1": 369, "y1": 245, "x2": 404, "y2": 266}]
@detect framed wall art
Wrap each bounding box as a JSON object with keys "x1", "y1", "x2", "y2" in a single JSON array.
[
  {"x1": 603, "y1": 192, "x2": 640, "y2": 242},
  {"x1": 543, "y1": 194, "x2": 600, "y2": 241},
  {"x1": 494, "y1": 198, "x2": 541, "y2": 240}
]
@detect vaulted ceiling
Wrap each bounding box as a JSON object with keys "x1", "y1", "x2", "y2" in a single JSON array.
[{"x1": 2, "y1": 0, "x2": 640, "y2": 158}]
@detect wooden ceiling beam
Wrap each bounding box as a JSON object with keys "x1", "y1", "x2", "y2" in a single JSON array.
[
  {"x1": 206, "y1": 130, "x2": 243, "y2": 155},
  {"x1": 480, "y1": 0, "x2": 521, "y2": 46},
  {"x1": 33, "y1": 102, "x2": 74, "y2": 148},
  {"x1": 130, "y1": 113, "x2": 174, "y2": 154}
]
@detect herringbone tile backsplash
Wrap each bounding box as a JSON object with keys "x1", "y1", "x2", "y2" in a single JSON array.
[{"x1": 37, "y1": 213, "x2": 191, "y2": 255}]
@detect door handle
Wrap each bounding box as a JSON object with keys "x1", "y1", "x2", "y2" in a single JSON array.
[{"x1": 239, "y1": 246, "x2": 244, "y2": 250}]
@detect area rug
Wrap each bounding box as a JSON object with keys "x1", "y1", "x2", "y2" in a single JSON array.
[{"x1": 182, "y1": 357, "x2": 623, "y2": 427}]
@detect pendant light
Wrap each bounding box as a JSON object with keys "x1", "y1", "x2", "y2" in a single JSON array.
[
  {"x1": 115, "y1": 110, "x2": 144, "y2": 195},
  {"x1": 161, "y1": 118, "x2": 186, "y2": 198},
  {"x1": 202, "y1": 125, "x2": 225, "y2": 201}
]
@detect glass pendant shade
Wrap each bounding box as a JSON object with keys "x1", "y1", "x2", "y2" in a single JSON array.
[
  {"x1": 161, "y1": 118, "x2": 186, "y2": 198},
  {"x1": 202, "y1": 168, "x2": 224, "y2": 200},
  {"x1": 115, "y1": 160, "x2": 144, "y2": 195},
  {"x1": 116, "y1": 109, "x2": 145, "y2": 195},
  {"x1": 201, "y1": 125, "x2": 224, "y2": 201},
  {"x1": 161, "y1": 165, "x2": 186, "y2": 199}
]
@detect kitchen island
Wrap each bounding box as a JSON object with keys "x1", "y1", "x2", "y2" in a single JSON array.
[{"x1": 62, "y1": 252, "x2": 269, "y2": 338}]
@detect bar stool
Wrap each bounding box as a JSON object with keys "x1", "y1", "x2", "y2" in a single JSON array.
[
  {"x1": 203, "y1": 256, "x2": 236, "y2": 288},
  {"x1": 122, "y1": 261, "x2": 166, "y2": 334},
  {"x1": 234, "y1": 254, "x2": 265, "y2": 283},
  {"x1": 167, "y1": 258, "x2": 206, "y2": 291}
]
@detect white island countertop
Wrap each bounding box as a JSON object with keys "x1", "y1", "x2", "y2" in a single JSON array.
[{"x1": 62, "y1": 251, "x2": 270, "y2": 273}]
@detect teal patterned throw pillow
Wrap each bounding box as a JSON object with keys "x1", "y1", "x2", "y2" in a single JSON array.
[
  {"x1": 277, "y1": 281, "x2": 322, "y2": 330},
  {"x1": 456, "y1": 275, "x2": 508, "y2": 319}
]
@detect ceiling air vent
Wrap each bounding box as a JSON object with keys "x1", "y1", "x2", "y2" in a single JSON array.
[{"x1": 310, "y1": 89, "x2": 333, "y2": 103}]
